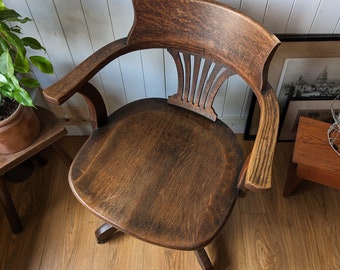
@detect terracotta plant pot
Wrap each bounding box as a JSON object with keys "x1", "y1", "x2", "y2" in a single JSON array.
[{"x1": 0, "y1": 104, "x2": 40, "y2": 154}]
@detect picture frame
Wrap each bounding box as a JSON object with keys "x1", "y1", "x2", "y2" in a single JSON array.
[
  {"x1": 244, "y1": 34, "x2": 340, "y2": 140},
  {"x1": 278, "y1": 98, "x2": 334, "y2": 141}
]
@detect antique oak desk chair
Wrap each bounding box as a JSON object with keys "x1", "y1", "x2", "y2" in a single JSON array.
[{"x1": 43, "y1": 0, "x2": 280, "y2": 269}]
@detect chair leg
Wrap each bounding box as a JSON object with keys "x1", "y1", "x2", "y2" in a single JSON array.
[
  {"x1": 194, "y1": 248, "x2": 213, "y2": 270},
  {"x1": 95, "y1": 223, "x2": 123, "y2": 244},
  {"x1": 0, "y1": 176, "x2": 22, "y2": 234},
  {"x1": 283, "y1": 161, "x2": 304, "y2": 197}
]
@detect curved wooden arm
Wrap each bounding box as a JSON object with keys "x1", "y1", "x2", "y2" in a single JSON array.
[
  {"x1": 245, "y1": 87, "x2": 279, "y2": 191},
  {"x1": 43, "y1": 38, "x2": 129, "y2": 105}
]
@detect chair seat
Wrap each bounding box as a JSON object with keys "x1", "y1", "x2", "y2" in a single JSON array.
[{"x1": 69, "y1": 98, "x2": 243, "y2": 250}]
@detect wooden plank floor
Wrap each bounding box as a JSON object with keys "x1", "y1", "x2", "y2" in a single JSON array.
[{"x1": 0, "y1": 136, "x2": 339, "y2": 270}]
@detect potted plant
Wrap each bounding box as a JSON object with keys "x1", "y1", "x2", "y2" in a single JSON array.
[{"x1": 0, "y1": 0, "x2": 53, "y2": 154}]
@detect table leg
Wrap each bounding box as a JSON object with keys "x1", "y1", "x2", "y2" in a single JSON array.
[
  {"x1": 0, "y1": 175, "x2": 22, "y2": 234},
  {"x1": 283, "y1": 161, "x2": 304, "y2": 197}
]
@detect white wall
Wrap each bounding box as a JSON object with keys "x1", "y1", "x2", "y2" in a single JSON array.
[{"x1": 4, "y1": 0, "x2": 340, "y2": 134}]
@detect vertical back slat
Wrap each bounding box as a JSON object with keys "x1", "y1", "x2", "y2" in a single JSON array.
[
  {"x1": 168, "y1": 49, "x2": 185, "y2": 100},
  {"x1": 190, "y1": 55, "x2": 201, "y2": 104},
  {"x1": 167, "y1": 50, "x2": 235, "y2": 121},
  {"x1": 183, "y1": 53, "x2": 192, "y2": 101}
]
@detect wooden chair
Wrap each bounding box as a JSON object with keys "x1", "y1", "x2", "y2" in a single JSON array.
[{"x1": 43, "y1": 0, "x2": 280, "y2": 269}]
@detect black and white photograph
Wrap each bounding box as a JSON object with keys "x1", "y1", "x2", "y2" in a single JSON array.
[
  {"x1": 279, "y1": 99, "x2": 334, "y2": 141},
  {"x1": 245, "y1": 37, "x2": 340, "y2": 140},
  {"x1": 276, "y1": 57, "x2": 340, "y2": 113}
]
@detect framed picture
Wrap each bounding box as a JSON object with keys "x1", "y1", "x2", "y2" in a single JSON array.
[
  {"x1": 279, "y1": 98, "x2": 334, "y2": 141},
  {"x1": 244, "y1": 34, "x2": 340, "y2": 140}
]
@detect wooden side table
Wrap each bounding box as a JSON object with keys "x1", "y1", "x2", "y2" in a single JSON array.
[
  {"x1": 283, "y1": 116, "x2": 340, "y2": 197},
  {"x1": 0, "y1": 107, "x2": 72, "y2": 233}
]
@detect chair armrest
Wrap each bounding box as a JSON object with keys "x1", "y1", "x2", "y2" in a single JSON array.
[
  {"x1": 245, "y1": 87, "x2": 279, "y2": 191},
  {"x1": 43, "y1": 38, "x2": 129, "y2": 105}
]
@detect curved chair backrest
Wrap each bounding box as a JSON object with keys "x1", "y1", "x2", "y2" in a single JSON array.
[
  {"x1": 43, "y1": 0, "x2": 280, "y2": 191},
  {"x1": 129, "y1": 0, "x2": 279, "y2": 96},
  {"x1": 128, "y1": 0, "x2": 280, "y2": 190}
]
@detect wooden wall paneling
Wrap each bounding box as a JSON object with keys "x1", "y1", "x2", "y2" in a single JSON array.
[
  {"x1": 240, "y1": 87, "x2": 253, "y2": 118},
  {"x1": 164, "y1": 50, "x2": 178, "y2": 98},
  {"x1": 108, "y1": 0, "x2": 146, "y2": 103},
  {"x1": 285, "y1": 0, "x2": 321, "y2": 34},
  {"x1": 240, "y1": 0, "x2": 268, "y2": 23},
  {"x1": 24, "y1": 0, "x2": 84, "y2": 120},
  {"x1": 2, "y1": 0, "x2": 55, "y2": 109},
  {"x1": 263, "y1": 0, "x2": 295, "y2": 33},
  {"x1": 117, "y1": 53, "x2": 145, "y2": 102},
  {"x1": 53, "y1": 0, "x2": 98, "y2": 120},
  {"x1": 5, "y1": 0, "x2": 340, "y2": 134},
  {"x1": 335, "y1": 21, "x2": 340, "y2": 34},
  {"x1": 222, "y1": 76, "x2": 248, "y2": 117},
  {"x1": 141, "y1": 49, "x2": 166, "y2": 98},
  {"x1": 3, "y1": 0, "x2": 57, "y2": 89},
  {"x1": 217, "y1": 0, "x2": 241, "y2": 10},
  {"x1": 81, "y1": 0, "x2": 126, "y2": 114},
  {"x1": 53, "y1": 0, "x2": 92, "y2": 66},
  {"x1": 212, "y1": 81, "x2": 228, "y2": 118},
  {"x1": 58, "y1": 0, "x2": 110, "y2": 114},
  {"x1": 310, "y1": 0, "x2": 340, "y2": 33},
  {"x1": 218, "y1": 76, "x2": 249, "y2": 133},
  {"x1": 23, "y1": 0, "x2": 70, "y2": 81}
]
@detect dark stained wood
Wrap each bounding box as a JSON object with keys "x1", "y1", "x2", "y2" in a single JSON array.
[
  {"x1": 1, "y1": 137, "x2": 339, "y2": 269},
  {"x1": 77, "y1": 82, "x2": 108, "y2": 129},
  {"x1": 128, "y1": 0, "x2": 279, "y2": 92},
  {"x1": 42, "y1": 1, "x2": 281, "y2": 268},
  {"x1": 167, "y1": 49, "x2": 234, "y2": 121},
  {"x1": 194, "y1": 248, "x2": 213, "y2": 270},
  {"x1": 0, "y1": 108, "x2": 67, "y2": 175},
  {"x1": 70, "y1": 98, "x2": 242, "y2": 250},
  {"x1": 43, "y1": 1, "x2": 280, "y2": 192},
  {"x1": 0, "y1": 175, "x2": 22, "y2": 233},
  {"x1": 284, "y1": 116, "x2": 340, "y2": 196},
  {"x1": 0, "y1": 107, "x2": 68, "y2": 233},
  {"x1": 283, "y1": 161, "x2": 303, "y2": 197}
]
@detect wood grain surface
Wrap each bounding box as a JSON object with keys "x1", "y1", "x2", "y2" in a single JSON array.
[{"x1": 0, "y1": 136, "x2": 339, "y2": 270}]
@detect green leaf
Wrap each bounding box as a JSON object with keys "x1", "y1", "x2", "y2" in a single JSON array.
[
  {"x1": 14, "y1": 52, "x2": 30, "y2": 73},
  {"x1": 22, "y1": 37, "x2": 45, "y2": 51},
  {"x1": 0, "y1": 50, "x2": 14, "y2": 76},
  {"x1": 0, "y1": 73, "x2": 7, "y2": 83},
  {"x1": 6, "y1": 31, "x2": 26, "y2": 56},
  {"x1": 12, "y1": 88, "x2": 33, "y2": 106},
  {"x1": 10, "y1": 25, "x2": 22, "y2": 34},
  {"x1": 0, "y1": 38, "x2": 9, "y2": 53},
  {"x1": 0, "y1": 9, "x2": 21, "y2": 21},
  {"x1": 8, "y1": 17, "x2": 31, "y2": 24},
  {"x1": 0, "y1": 85, "x2": 13, "y2": 98},
  {"x1": 0, "y1": 1, "x2": 7, "y2": 11},
  {"x1": 20, "y1": 77, "x2": 40, "y2": 88},
  {"x1": 29, "y1": 55, "x2": 53, "y2": 74}
]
